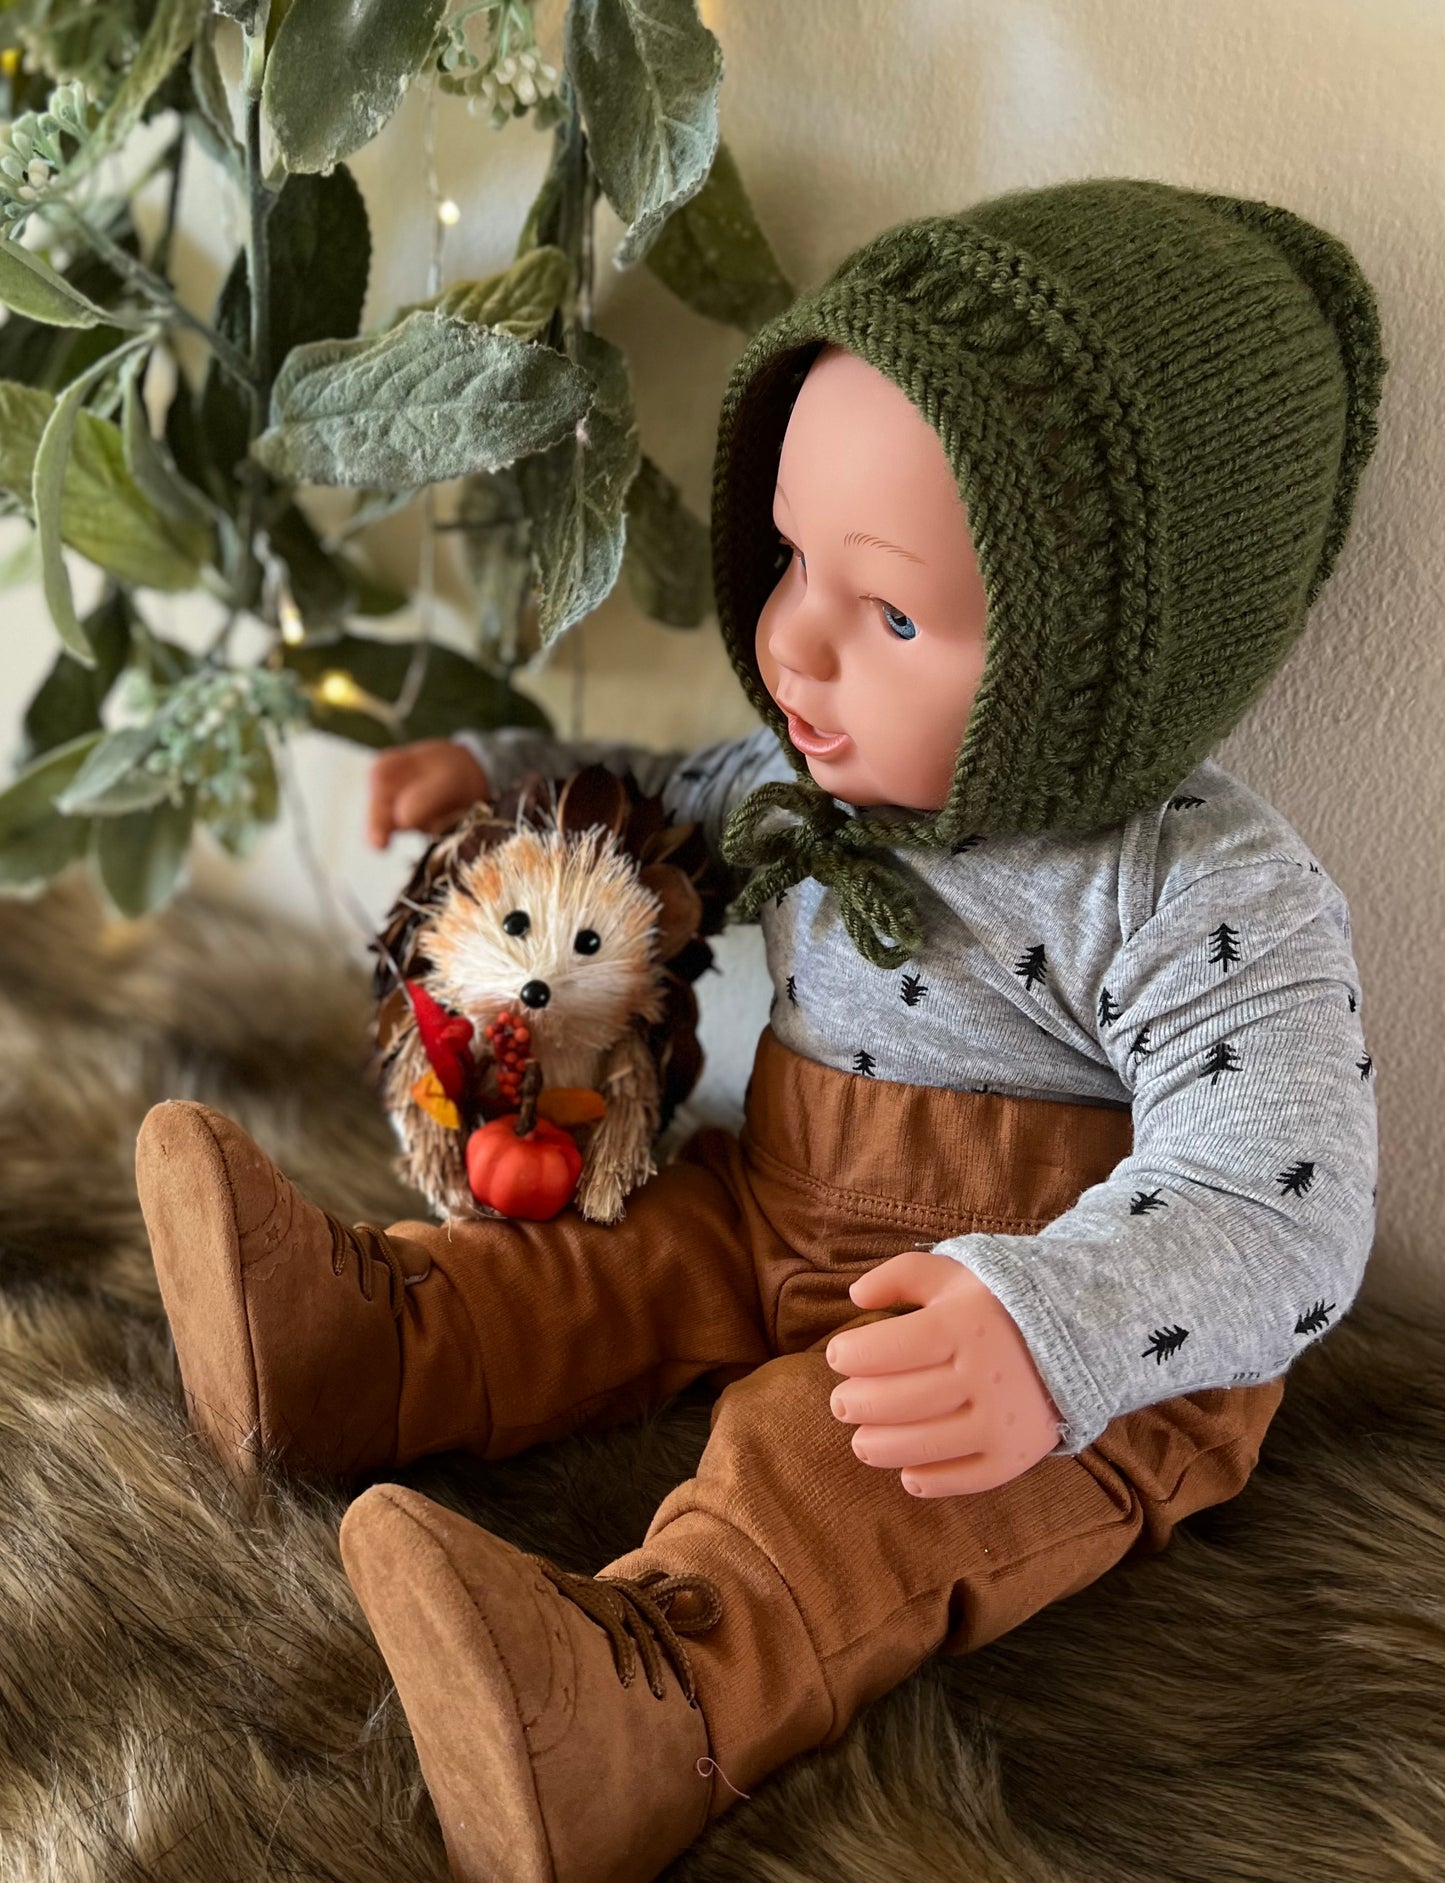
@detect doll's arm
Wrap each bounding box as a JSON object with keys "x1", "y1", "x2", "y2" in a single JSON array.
[
  {"x1": 451, "y1": 723, "x2": 789, "y2": 857},
  {"x1": 926, "y1": 858, "x2": 1377, "y2": 1457}
]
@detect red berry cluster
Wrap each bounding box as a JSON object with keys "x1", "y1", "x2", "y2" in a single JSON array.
[{"x1": 483, "y1": 1010, "x2": 533, "y2": 1109}]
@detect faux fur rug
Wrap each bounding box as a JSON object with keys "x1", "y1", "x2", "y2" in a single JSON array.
[{"x1": 1, "y1": 875, "x2": 1442, "y2": 1883}]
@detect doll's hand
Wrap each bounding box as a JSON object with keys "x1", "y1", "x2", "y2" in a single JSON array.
[
  {"x1": 825, "y1": 1251, "x2": 1062, "y2": 1497},
  {"x1": 367, "y1": 740, "x2": 490, "y2": 849}
]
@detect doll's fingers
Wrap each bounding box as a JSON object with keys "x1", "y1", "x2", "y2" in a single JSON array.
[
  {"x1": 830, "y1": 1360, "x2": 963, "y2": 1428},
  {"x1": 366, "y1": 748, "x2": 418, "y2": 846},
  {"x1": 899, "y1": 1454, "x2": 1015, "y2": 1497},
  {"x1": 850, "y1": 1407, "x2": 982, "y2": 1471},
  {"x1": 392, "y1": 774, "x2": 454, "y2": 836},
  {"x1": 826, "y1": 1311, "x2": 955, "y2": 1378},
  {"x1": 847, "y1": 1250, "x2": 953, "y2": 1312}
]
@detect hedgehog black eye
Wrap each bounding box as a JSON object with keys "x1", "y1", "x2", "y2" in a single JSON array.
[
  {"x1": 574, "y1": 928, "x2": 601, "y2": 956},
  {"x1": 502, "y1": 910, "x2": 530, "y2": 937}
]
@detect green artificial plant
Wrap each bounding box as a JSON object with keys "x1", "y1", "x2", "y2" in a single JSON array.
[{"x1": 0, "y1": 0, "x2": 791, "y2": 916}]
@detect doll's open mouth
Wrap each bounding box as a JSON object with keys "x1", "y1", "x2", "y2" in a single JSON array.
[{"x1": 786, "y1": 712, "x2": 851, "y2": 759}]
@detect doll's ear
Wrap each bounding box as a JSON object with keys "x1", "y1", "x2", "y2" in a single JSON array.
[
  {"x1": 639, "y1": 863, "x2": 703, "y2": 961},
  {"x1": 556, "y1": 766, "x2": 628, "y2": 837}
]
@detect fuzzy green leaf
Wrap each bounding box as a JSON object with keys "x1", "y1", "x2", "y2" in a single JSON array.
[
  {"x1": 642, "y1": 139, "x2": 793, "y2": 333},
  {"x1": 200, "y1": 166, "x2": 372, "y2": 494},
  {"x1": 253, "y1": 312, "x2": 592, "y2": 488},
  {"x1": 122, "y1": 359, "x2": 216, "y2": 531},
  {"x1": 0, "y1": 380, "x2": 210, "y2": 598},
  {"x1": 188, "y1": 17, "x2": 243, "y2": 172},
  {"x1": 0, "y1": 731, "x2": 103, "y2": 848},
  {"x1": 34, "y1": 335, "x2": 153, "y2": 666},
  {"x1": 621, "y1": 453, "x2": 711, "y2": 626},
  {"x1": 282, "y1": 631, "x2": 551, "y2": 749},
  {"x1": 0, "y1": 240, "x2": 136, "y2": 330},
  {"x1": 93, "y1": 793, "x2": 195, "y2": 917},
  {"x1": 83, "y1": 0, "x2": 210, "y2": 165},
  {"x1": 565, "y1": 0, "x2": 723, "y2": 268},
  {"x1": 516, "y1": 329, "x2": 640, "y2": 647},
  {"x1": 0, "y1": 215, "x2": 144, "y2": 390},
  {"x1": 0, "y1": 808, "x2": 93, "y2": 894},
  {"x1": 264, "y1": 0, "x2": 451, "y2": 174},
  {"x1": 55, "y1": 725, "x2": 170, "y2": 816},
  {"x1": 401, "y1": 247, "x2": 570, "y2": 341}
]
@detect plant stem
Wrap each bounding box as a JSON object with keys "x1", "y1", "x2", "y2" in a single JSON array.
[
  {"x1": 65, "y1": 208, "x2": 254, "y2": 389},
  {"x1": 237, "y1": 9, "x2": 274, "y2": 630},
  {"x1": 242, "y1": 19, "x2": 273, "y2": 423},
  {"x1": 516, "y1": 1061, "x2": 542, "y2": 1135},
  {"x1": 151, "y1": 128, "x2": 186, "y2": 277}
]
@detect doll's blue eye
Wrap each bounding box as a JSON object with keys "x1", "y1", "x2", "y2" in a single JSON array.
[{"x1": 882, "y1": 602, "x2": 918, "y2": 641}]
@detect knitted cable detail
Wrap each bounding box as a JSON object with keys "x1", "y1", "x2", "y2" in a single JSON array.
[{"x1": 721, "y1": 780, "x2": 925, "y2": 971}]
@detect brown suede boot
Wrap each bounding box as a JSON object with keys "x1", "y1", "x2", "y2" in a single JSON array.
[
  {"x1": 136, "y1": 1100, "x2": 431, "y2": 1486},
  {"x1": 338, "y1": 1484, "x2": 731, "y2": 1883}
]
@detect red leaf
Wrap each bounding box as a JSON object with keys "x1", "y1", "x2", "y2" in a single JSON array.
[{"x1": 406, "y1": 979, "x2": 474, "y2": 1103}]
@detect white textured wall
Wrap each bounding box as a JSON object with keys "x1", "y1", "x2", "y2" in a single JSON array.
[{"x1": 2, "y1": 0, "x2": 1441, "y2": 1300}]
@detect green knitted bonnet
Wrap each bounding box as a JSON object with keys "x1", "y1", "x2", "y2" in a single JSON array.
[{"x1": 714, "y1": 177, "x2": 1386, "y2": 969}]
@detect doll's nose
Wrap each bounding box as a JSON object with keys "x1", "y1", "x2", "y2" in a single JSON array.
[
  {"x1": 519, "y1": 979, "x2": 551, "y2": 1009},
  {"x1": 767, "y1": 599, "x2": 839, "y2": 683}
]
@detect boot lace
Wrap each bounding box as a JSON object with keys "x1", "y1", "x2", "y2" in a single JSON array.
[
  {"x1": 526, "y1": 1557, "x2": 723, "y2": 1706},
  {"x1": 325, "y1": 1216, "x2": 430, "y2": 1320}
]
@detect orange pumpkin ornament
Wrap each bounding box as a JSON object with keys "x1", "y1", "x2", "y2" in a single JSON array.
[{"x1": 465, "y1": 1064, "x2": 583, "y2": 1221}]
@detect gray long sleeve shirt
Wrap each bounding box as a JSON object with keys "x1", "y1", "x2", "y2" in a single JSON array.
[{"x1": 454, "y1": 724, "x2": 1378, "y2": 1455}]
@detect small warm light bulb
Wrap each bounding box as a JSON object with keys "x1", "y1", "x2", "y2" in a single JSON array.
[
  {"x1": 278, "y1": 593, "x2": 305, "y2": 645},
  {"x1": 316, "y1": 669, "x2": 362, "y2": 708},
  {"x1": 0, "y1": 49, "x2": 21, "y2": 79},
  {"x1": 437, "y1": 198, "x2": 461, "y2": 227}
]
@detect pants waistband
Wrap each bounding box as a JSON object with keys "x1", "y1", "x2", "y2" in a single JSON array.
[{"x1": 741, "y1": 1026, "x2": 1134, "y2": 1232}]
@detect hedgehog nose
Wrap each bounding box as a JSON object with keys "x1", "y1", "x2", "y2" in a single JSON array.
[{"x1": 519, "y1": 979, "x2": 551, "y2": 1010}]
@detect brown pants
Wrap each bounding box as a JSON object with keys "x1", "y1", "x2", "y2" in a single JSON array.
[{"x1": 386, "y1": 1026, "x2": 1283, "y2": 1795}]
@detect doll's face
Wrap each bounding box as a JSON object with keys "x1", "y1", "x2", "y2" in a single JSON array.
[{"x1": 755, "y1": 344, "x2": 988, "y2": 810}]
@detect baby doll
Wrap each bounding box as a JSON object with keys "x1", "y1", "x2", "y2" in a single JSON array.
[{"x1": 137, "y1": 179, "x2": 1383, "y2": 1883}]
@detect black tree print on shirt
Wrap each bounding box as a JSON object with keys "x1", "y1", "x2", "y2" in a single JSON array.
[
  {"x1": 1358, "y1": 1051, "x2": 1374, "y2": 1080},
  {"x1": 1130, "y1": 1190, "x2": 1168, "y2": 1215},
  {"x1": 852, "y1": 1049, "x2": 876, "y2": 1077},
  {"x1": 1169, "y1": 794, "x2": 1205, "y2": 811},
  {"x1": 1098, "y1": 987, "x2": 1122, "y2": 1028},
  {"x1": 951, "y1": 833, "x2": 982, "y2": 854},
  {"x1": 1209, "y1": 922, "x2": 1242, "y2": 974},
  {"x1": 1199, "y1": 1039, "x2": 1242, "y2": 1085},
  {"x1": 1143, "y1": 1325, "x2": 1190, "y2": 1363},
  {"x1": 1348, "y1": 990, "x2": 1358, "y2": 1013},
  {"x1": 1277, "y1": 1160, "x2": 1316, "y2": 1197},
  {"x1": 1295, "y1": 1301, "x2": 1336, "y2": 1335},
  {"x1": 900, "y1": 972, "x2": 928, "y2": 1007},
  {"x1": 677, "y1": 758, "x2": 727, "y2": 787},
  {"x1": 1014, "y1": 944, "x2": 1048, "y2": 992},
  {"x1": 1128, "y1": 1025, "x2": 1152, "y2": 1062},
  {"x1": 785, "y1": 974, "x2": 797, "y2": 1006}
]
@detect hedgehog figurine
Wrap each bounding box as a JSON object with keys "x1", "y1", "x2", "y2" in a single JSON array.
[{"x1": 369, "y1": 764, "x2": 729, "y2": 1225}]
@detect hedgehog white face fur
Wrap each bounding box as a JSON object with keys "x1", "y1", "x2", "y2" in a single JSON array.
[{"x1": 422, "y1": 824, "x2": 666, "y2": 1067}]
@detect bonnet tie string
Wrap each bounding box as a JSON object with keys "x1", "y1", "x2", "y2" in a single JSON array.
[{"x1": 720, "y1": 778, "x2": 925, "y2": 972}]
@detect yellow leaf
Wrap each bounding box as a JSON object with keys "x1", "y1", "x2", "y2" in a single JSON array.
[
  {"x1": 410, "y1": 1069, "x2": 461, "y2": 1130},
  {"x1": 536, "y1": 1086, "x2": 607, "y2": 1127}
]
